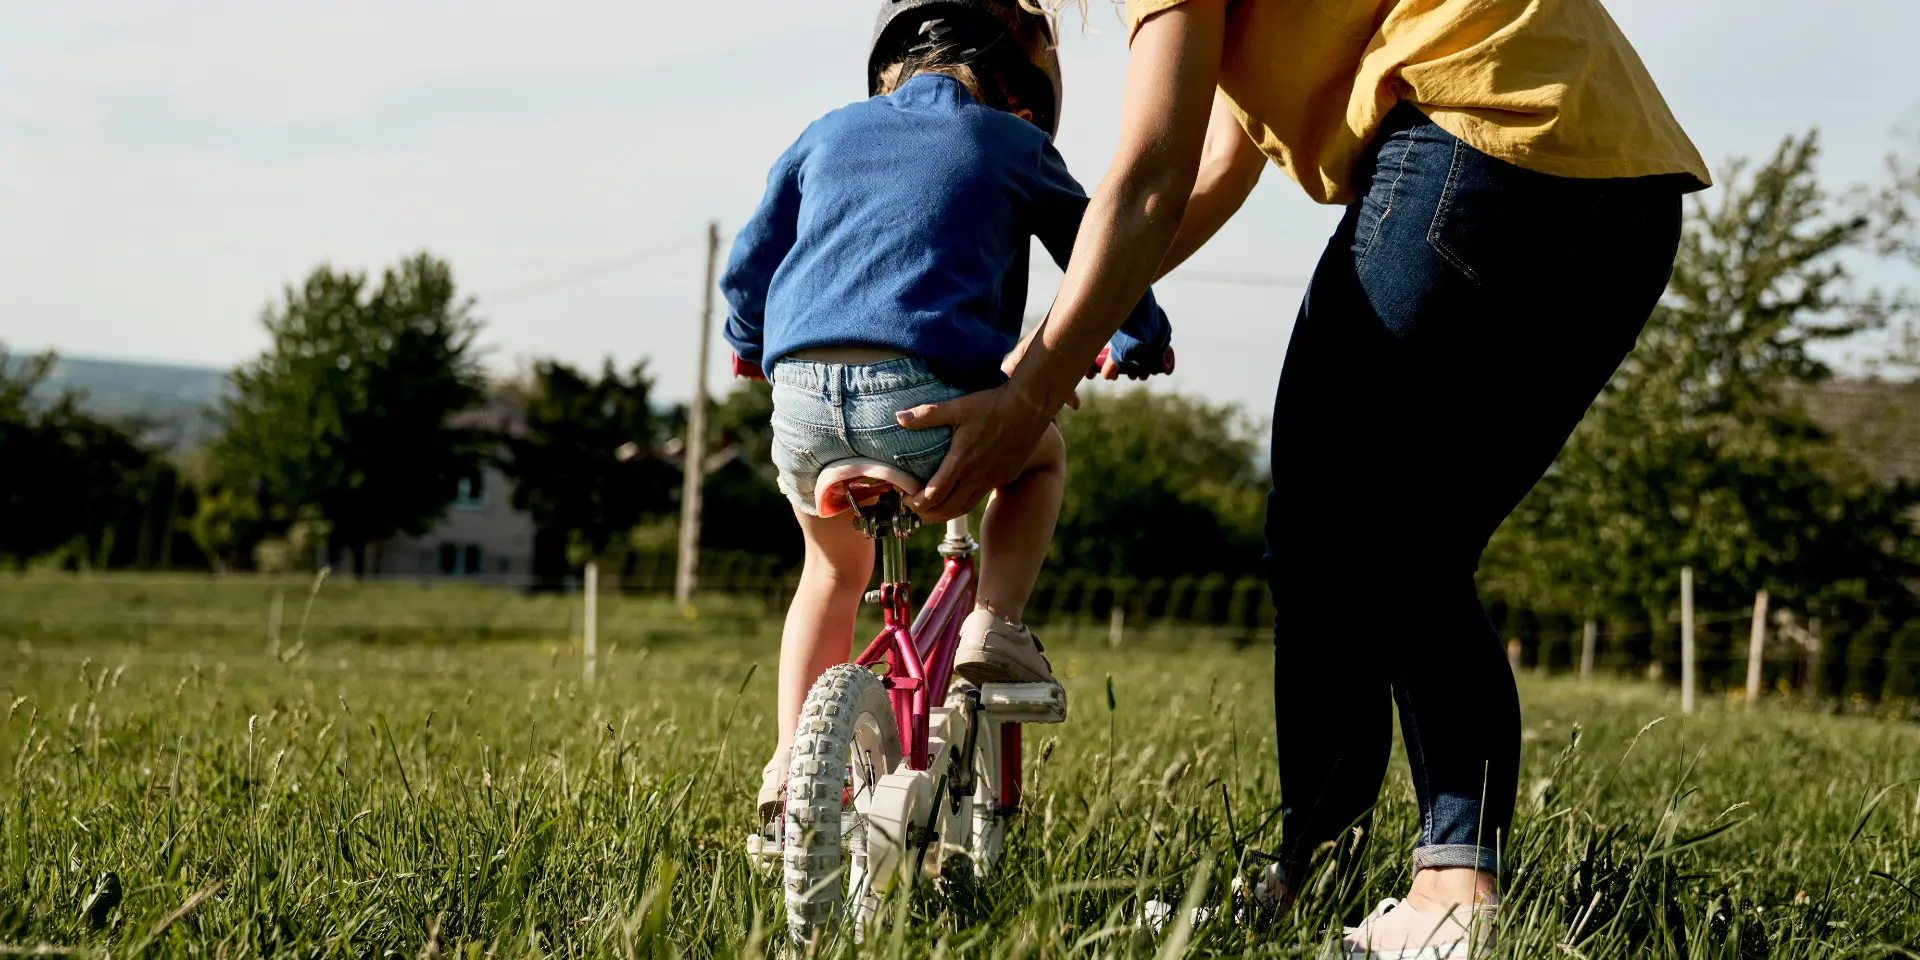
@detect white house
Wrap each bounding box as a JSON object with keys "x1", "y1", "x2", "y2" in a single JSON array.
[
  {"x1": 375, "y1": 400, "x2": 537, "y2": 581},
  {"x1": 379, "y1": 463, "x2": 535, "y2": 580}
]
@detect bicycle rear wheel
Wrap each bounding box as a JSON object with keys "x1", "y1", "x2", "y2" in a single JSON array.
[{"x1": 784, "y1": 664, "x2": 903, "y2": 946}]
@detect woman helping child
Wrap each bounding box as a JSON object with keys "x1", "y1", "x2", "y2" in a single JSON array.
[{"x1": 716, "y1": 0, "x2": 1172, "y2": 833}]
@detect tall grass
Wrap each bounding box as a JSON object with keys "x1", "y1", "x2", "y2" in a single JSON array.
[{"x1": 1, "y1": 577, "x2": 1916, "y2": 957}]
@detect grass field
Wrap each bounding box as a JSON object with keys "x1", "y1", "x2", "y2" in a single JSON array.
[{"x1": 2, "y1": 575, "x2": 1918, "y2": 957}]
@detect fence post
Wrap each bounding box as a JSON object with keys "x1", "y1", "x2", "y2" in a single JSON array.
[
  {"x1": 1109, "y1": 605, "x2": 1124, "y2": 649},
  {"x1": 1744, "y1": 589, "x2": 1769, "y2": 706},
  {"x1": 1803, "y1": 617, "x2": 1821, "y2": 697},
  {"x1": 1680, "y1": 566, "x2": 1696, "y2": 715},
  {"x1": 268, "y1": 588, "x2": 285, "y2": 658},
  {"x1": 1227, "y1": 578, "x2": 1256, "y2": 633},
  {"x1": 1580, "y1": 619, "x2": 1597, "y2": 680},
  {"x1": 584, "y1": 561, "x2": 599, "y2": 685}
]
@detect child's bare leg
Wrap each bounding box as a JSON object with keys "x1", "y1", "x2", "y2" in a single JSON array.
[
  {"x1": 775, "y1": 508, "x2": 874, "y2": 763},
  {"x1": 975, "y1": 422, "x2": 1066, "y2": 623}
]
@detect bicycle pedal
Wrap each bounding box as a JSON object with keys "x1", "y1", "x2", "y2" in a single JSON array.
[
  {"x1": 976, "y1": 682, "x2": 1066, "y2": 724},
  {"x1": 744, "y1": 832, "x2": 781, "y2": 875}
]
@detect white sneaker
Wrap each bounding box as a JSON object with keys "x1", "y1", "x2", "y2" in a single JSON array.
[
  {"x1": 1335, "y1": 898, "x2": 1496, "y2": 959},
  {"x1": 1138, "y1": 898, "x2": 1191, "y2": 932},
  {"x1": 1138, "y1": 863, "x2": 1288, "y2": 932},
  {"x1": 1248, "y1": 862, "x2": 1289, "y2": 913}
]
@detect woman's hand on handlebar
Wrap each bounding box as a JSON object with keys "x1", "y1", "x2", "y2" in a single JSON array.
[{"x1": 1087, "y1": 345, "x2": 1177, "y2": 381}]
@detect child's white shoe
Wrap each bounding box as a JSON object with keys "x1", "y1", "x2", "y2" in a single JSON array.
[
  {"x1": 745, "y1": 751, "x2": 787, "y2": 873},
  {"x1": 757, "y1": 750, "x2": 789, "y2": 822},
  {"x1": 954, "y1": 609, "x2": 1061, "y2": 690}
]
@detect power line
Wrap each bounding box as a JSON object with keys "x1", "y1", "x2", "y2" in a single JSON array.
[
  {"x1": 1162, "y1": 268, "x2": 1310, "y2": 289},
  {"x1": 484, "y1": 237, "x2": 694, "y2": 305},
  {"x1": 1029, "y1": 260, "x2": 1310, "y2": 289},
  {"x1": 481, "y1": 241, "x2": 1313, "y2": 307}
]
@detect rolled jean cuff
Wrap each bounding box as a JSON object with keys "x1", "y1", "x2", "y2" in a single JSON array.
[{"x1": 1413, "y1": 844, "x2": 1498, "y2": 873}]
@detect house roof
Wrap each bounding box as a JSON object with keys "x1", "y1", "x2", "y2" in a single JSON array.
[
  {"x1": 451, "y1": 395, "x2": 527, "y2": 439},
  {"x1": 1800, "y1": 378, "x2": 1920, "y2": 486}
]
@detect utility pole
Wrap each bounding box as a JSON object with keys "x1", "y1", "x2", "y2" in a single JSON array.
[
  {"x1": 675, "y1": 222, "x2": 720, "y2": 607},
  {"x1": 1680, "y1": 566, "x2": 1696, "y2": 715}
]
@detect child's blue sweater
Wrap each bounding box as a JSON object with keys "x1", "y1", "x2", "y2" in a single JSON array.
[{"x1": 720, "y1": 73, "x2": 1171, "y2": 390}]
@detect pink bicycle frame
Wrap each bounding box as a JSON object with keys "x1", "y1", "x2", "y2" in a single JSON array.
[{"x1": 850, "y1": 514, "x2": 1022, "y2": 810}]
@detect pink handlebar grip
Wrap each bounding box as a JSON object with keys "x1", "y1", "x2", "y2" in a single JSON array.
[{"x1": 732, "y1": 354, "x2": 767, "y2": 382}]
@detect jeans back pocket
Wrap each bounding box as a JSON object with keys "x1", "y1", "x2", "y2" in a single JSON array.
[
  {"x1": 1352, "y1": 133, "x2": 1422, "y2": 268},
  {"x1": 889, "y1": 432, "x2": 952, "y2": 483},
  {"x1": 1426, "y1": 136, "x2": 1608, "y2": 287}
]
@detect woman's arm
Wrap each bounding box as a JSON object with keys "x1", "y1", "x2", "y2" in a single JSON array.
[
  {"x1": 898, "y1": 1, "x2": 1228, "y2": 520},
  {"x1": 1087, "y1": 90, "x2": 1260, "y2": 380},
  {"x1": 1154, "y1": 90, "x2": 1265, "y2": 282},
  {"x1": 1002, "y1": 3, "x2": 1225, "y2": 414}
]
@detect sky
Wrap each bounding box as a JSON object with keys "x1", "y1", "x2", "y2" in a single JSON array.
[{"x1": 3, "y1": 0, "x2": 1917, "y2": 415}]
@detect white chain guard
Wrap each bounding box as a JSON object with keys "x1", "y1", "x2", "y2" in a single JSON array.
[
  {"x1": 868, "y1": 695, "x2": 1016, "y2": 889},
  {"x1": 865, "y1": 766, "x2": 929, "y2": 891}
]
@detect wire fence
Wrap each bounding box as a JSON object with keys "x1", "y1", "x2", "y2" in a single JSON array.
[
  {"x1": 3, "y1": 562, "x2": 1916, "y2": 706},
  {"x1": 0, "y1": 565, "x2": 1273, "y2": 648}
]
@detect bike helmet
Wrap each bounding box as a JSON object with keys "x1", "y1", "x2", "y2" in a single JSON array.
[{"x1": 867, "y1": 0, "x2": 1063, "y2": 137}]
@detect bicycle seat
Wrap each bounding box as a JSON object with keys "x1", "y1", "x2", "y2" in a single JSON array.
[{"x1": 815, "y1": 458, "x2": 923, "y2": 518}]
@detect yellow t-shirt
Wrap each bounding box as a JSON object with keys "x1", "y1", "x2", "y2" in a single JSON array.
[{"x1": 1127, "y1": 0, "x2": 1711, "y2": 204}]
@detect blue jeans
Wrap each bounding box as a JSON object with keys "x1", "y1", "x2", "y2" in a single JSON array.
[
  {"x1": 1265, "y1": 104, "x2": 1682, "y2": 878},
  {"x1": 768, "y1": 356, "x2": 966, "y2": 515}
]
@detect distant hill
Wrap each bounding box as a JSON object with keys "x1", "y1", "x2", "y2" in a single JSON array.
[{"x1": 38, "y1": 355, "x2": 230, "y2": 449}]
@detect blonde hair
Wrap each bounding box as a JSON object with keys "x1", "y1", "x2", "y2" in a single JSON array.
[
  {"x1": 875, "y1": 62, "x2": 990, "y2": 103},
  {"x1": 1017, "y1": 0, "x2": 1087, "y2": 28},
  {"x1": 874, "y1": 3, "x2": 1079, "y2": 115}
]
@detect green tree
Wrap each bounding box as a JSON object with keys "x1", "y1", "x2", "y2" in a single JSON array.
[
  {"x1": 173, "y1": 447, "x2": 269, "y2": 573},
  {"x1": 1483, "y1": 134, "x2": 1920, "y2": 650},
  {"x1": 694, "y1": 379, "x2": 803, "y2": 562},
  {"x1": 1884, "y1": 619, "x2": 1920, "y2": 700},
  {"x1": 214, "y1": 253, "x2": 486, "y2": 575},
  {"x1": 1052, "y1": 388, "x2": 1266, "y2": 579},
  {"x1": 0, "y1": 345, "x2": 170, "y2": 567},
  {"x1": 501, "y1": 359, "x2": 678, "y2": 579},
  {"x1": 1869, "y1": 129, "x2": 1920, "y2": 378},
  {"x1": 0, "y1": 347, "x2": 53, "y2": 549}
]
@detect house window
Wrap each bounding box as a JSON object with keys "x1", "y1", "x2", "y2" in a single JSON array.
[
  {"x1": 454, "y1": 471, "x2": 487, "y2": 510},
  {"x1": 439, "y1": 543, "x2": 486, "y2": 575}
]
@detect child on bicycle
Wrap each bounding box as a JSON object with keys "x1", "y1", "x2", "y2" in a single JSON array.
[{"x1": 719, "y1": 0, "x2": 1173, "y2": 828}]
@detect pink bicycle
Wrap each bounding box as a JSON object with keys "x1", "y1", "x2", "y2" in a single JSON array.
[
  {"x1": 739, "y1": 346, "x2": 1171, "y2": 946},
  {"x1": 742, "y1": 460, "x2": 1066, "y2": 945}
]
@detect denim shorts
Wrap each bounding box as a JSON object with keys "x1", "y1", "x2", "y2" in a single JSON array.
[{"x1": 769, "y1": 356, "x2": 966, "y2": 516}]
